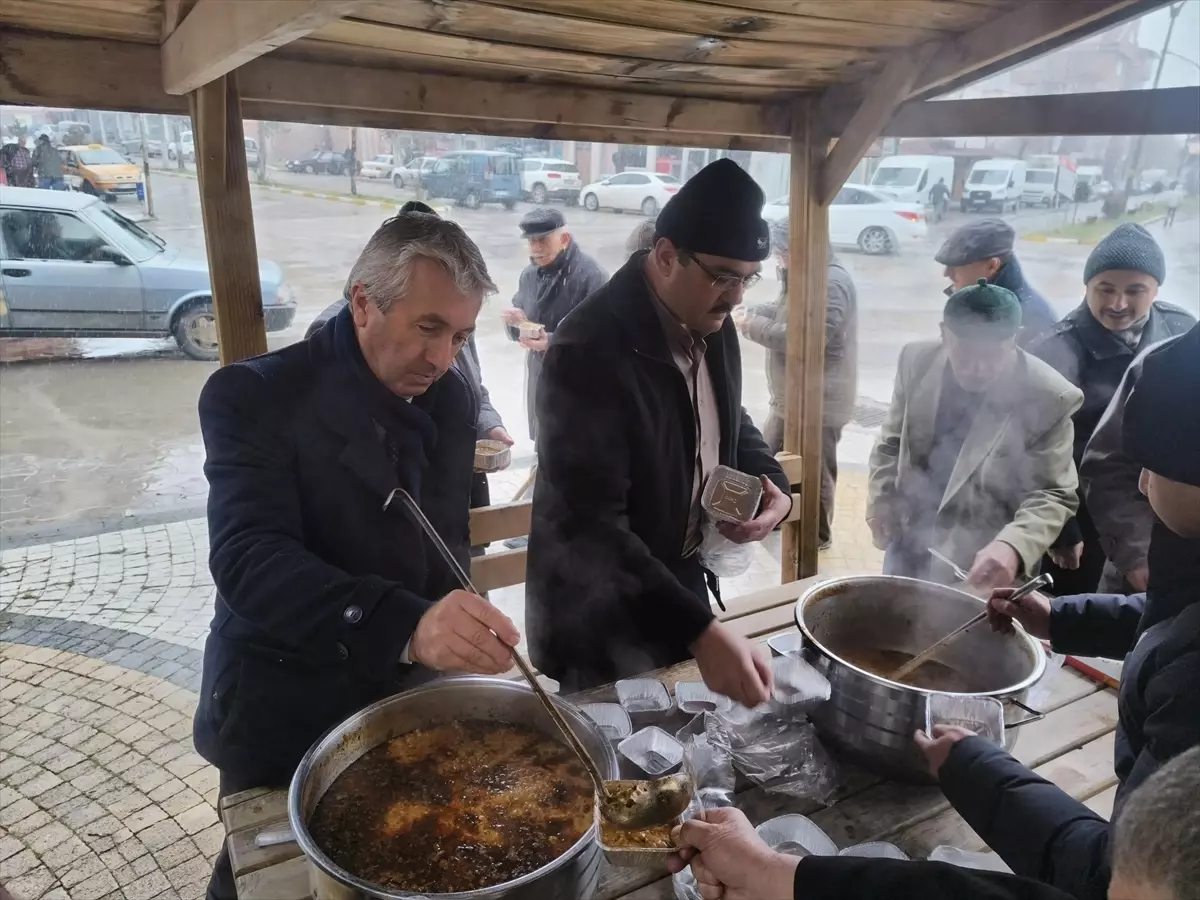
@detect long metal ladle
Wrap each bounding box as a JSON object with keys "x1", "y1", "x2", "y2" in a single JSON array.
[
  {"x1": 888, "y1": 572, "x2": 1053, "y2": 683},
  {"x1": 384, "y1": 488, "x2": 692, "y2": 830}
]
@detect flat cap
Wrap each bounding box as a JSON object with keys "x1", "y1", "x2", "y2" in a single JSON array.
[
  {"x1": 1084, "y1": 222, "x2": 1166, "y2": 285},
  {"x1": 943, "y1": 278, "x2": 1022, "y2": 340},
  {"x1": 935, "y1": 218, "x2": 1015, "y2": 267},
  {"x1": 519, "y1": 207, "x2": 566, "y2": 238},
  {"x1": 655, "y1": 159, "x2": 770, "y2": 262},
  {"x1": 1124, "y1": 324, "x2": 1200, "y2": 486}
]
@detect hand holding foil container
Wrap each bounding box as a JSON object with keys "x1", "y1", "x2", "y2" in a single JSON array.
[{"x1": 701, "y1": 464, "x2": 764, "y2": 524}]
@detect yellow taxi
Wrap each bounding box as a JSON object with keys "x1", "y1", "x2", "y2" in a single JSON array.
[{"x1": 61, "y1": 144, "x2": 143, "y2": 201}]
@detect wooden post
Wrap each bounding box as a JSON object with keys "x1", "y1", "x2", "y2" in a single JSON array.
[
  {"x1": 189, "y1": 72, "x2": 268, "y2": 364},
  {"x1": 349, "y1": 126, "x2": 358, "y2": 196},
  {"x1": 781, "y1": 100, "x2": 830, "y2": 581},
  {"x1": 137, "y1": 114, "x2": 154, "y2": 218}
]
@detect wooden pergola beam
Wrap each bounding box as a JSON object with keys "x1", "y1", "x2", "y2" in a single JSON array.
[
  {"x1": 162, "y1": 0, "x2": 365, "y2": 95},
  {"x1": 818, "y1": 42, "x2": 938, "y2": 205}
]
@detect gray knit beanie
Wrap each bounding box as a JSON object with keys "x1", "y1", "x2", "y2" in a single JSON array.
[{"x1": 1083, "y1": 223, "x2": 1166, "y2": 285}]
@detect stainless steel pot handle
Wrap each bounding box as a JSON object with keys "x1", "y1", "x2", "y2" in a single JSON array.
[
  {"x1": 254, "y1": 826, "x2": 296, "y2": 848},
  {"x1": 1003, "y1": 697, "x2": 1045, "y2": 729}
]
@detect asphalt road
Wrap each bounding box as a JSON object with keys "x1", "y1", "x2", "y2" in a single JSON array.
[{"x1": 1, "y1": 170, "x2": 1196, "y2": 542}]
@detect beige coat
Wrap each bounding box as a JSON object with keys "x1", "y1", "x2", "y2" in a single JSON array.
[{"x1": 868, "y1": 341, "x2": 1083, "y2": 577}]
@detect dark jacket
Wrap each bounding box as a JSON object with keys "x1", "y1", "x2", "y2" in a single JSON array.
[
  {"x1": 32, "y1": 141, "x2": 63, "y2": 179},
  {"x1": 194, "y1": 306, "x2": 478, "y2": 779},
  {"x1": 526, "y1": 253, "x2": 789, "y2": 688},
  {"x1": 991, "y1": 256, "x2": 1057, "y2": 348},
  {"x1": 938, "y1": 523, "x2": 1200, "y2": 900},
  {"x1": 1029, "y1": 301, "x2": 1195, "y2": 551},
  {"x1": 1081, "y1": 334, "x2": 1186, "y2": 588},
  {"x1": 505, "y1": 239, "x2": 607, "y2": 439},
  {"x1": 741, "y1": 258, "x2": 858, "y2": 429},
  {"x1": 798, "y1": 856, "x2": 1074, "y2": 900}
]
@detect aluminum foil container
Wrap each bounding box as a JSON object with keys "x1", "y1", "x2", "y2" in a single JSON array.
[
  {"x1": 473, "y1": 439, "x2": 511, "y2": 473},
  {"x1": 701, "y1": 465, "x2": 763, "y2": 524},
  {"x1": 767, "y1": 630, "x2": 804, "y2": 658},
  {"x1": 674, "y1": 682, "x2": 733, "y2": 716},
  {"x1": 755, "y1": 814, "x2": 838, "y2": 858},
  {"x1": 615, "y1": 678, "x2": 673, "y2": 715},
  {"x1": 926, "y1": 693, "x2": 1005, "y2": 745},
  {"x1": 770, "y1": 654, "x2": 831, "y2": 714},
  {"x1": 578, "y1": 702, "x2": 633, "y2": 742},
  {"x1": 840, "y1": 841, "x2": 909, "y2": 860},
  {"x1": 618, "y1": 726, "x2": 684, "y2": 777}
]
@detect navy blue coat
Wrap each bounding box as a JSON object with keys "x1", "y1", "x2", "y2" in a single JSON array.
[{"x1": 193, "y1": 307, "x2": 478, "y2": 780}]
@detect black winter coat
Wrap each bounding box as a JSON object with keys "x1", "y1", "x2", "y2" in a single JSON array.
[
  {"x1": 991, "y1": 256, "x2": 1058, "y2": 348},
  {"x1": 938, "y1": 523, "x2": 1200, "y2": 900},
  {"x1": 193, "y1": 306, "x2": 477, "y2": 780},
  {"x1": 798, "y1": 856, "x2": 1074, "y2": 900},
  {"x1": 525, "y1": 253, "x2": 789, "y2": 689}
]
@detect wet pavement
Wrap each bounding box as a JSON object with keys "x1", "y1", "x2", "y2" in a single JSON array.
[{"x1": 1, "y1": 170, "x2": 1197, "y2": 543}]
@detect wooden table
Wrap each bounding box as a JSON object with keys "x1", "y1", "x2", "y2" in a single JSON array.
[{"x1": 221, "y1": 629, "x2": 1119, "y2": 899}]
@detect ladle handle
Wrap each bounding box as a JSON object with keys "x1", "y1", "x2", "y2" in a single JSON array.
[{"x1": 383, "y1": 488, "x2": 610, "y2": 799}]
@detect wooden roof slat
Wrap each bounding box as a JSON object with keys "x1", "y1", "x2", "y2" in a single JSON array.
[
  {"x1": 353, "y1": 1, "x2": 876, "y2": 70},
  {"x1": 310, "y1": 18, "x2": 864, "y2": 89},
  {"x1": 0, "y1": 0, "x2": 161, "y2": 42},
  {"x1": 436, "y1": 0, "x2": 945, "y2": 50},
  {"x1": 702, "y1": 0, "x2": 1019, "y2": 30}
]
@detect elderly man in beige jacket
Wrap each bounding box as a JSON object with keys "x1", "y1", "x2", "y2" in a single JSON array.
[{"x1": 868, "y1": 280, "x2": 1083, "y2": 591}]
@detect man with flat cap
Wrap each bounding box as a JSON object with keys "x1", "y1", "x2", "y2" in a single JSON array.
[
  {"x1": 526, "y1": 159, "x2": 790, "y2": 704},
  {"x1": 502, "y1": 207, "x2": 607, "y2": 443},
  {"x1": 868, "y1": 280, "x2": 1082, "y2": 591},
  {"x1": 936, "y1": 218, "x2": 1057, "y2": 347}
]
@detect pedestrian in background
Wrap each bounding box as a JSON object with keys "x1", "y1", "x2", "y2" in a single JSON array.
[
  {"x1": 1162, "y1": 181, "x2": 1183, "y2": 228},
  {"x1": 737, "y1": 219, "x2": 857, "y2": 550},
  {"x1": 1029, "y1": 223, "x2": 1194, "y2": 594},
  {"x1": 935, "y1": 218, "x2": 1057, "y2": 347},
  {"x1": 1, "y1": 134, "x2": 35, "y2": 187},
  {"x1": 32, "y1": 134, "x2": 65, "y2": 190}
]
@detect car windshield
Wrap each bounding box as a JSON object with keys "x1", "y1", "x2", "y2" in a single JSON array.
[
  {"x1": 93, "y1": 203, "x2": 165, "y2": 260},
  {"x1": 547, "y1": 163, "x2": 579, "y2": 174},
  {"x1": 78, "y1": 148, "x2": 128, "y2": 166},
  {"x1": 969, "y1": 169, "x2": 1010, "y2": 185},
  {"x1": 657, "y1": 174, "x2": 680, "y2": 184},
  {"x1": 872, "y1": 166, "x2": 921, "y2": 188},
  {"x1": 488, "y1": 156, "x2": 516, "y2": 176},
  {"x1": 372, "y1": 156, "x2": 390, "y2": 163},
  {"x1": 1026, "y1": 170, "x2": 1055, "y2": 184}
]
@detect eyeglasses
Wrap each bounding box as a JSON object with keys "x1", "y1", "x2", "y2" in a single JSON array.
[{"x1": 681, "y1": 252, "x2": 761, "y2": 292}]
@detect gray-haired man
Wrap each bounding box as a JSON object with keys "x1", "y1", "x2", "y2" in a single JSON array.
[{"x1": 196, "y1": 209, "x2": 520, "y2": 899}]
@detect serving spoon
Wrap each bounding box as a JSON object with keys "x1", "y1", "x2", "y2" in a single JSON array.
[{"x1": 384, "y1": 488, "x2": 693, "y2": 830}]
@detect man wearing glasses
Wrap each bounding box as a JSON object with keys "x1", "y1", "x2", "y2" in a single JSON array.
[{"x1": 525, "y1": 159, "x2": 791, "y2": 704}]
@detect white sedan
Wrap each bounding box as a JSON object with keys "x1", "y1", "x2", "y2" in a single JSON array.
[
  {"x1": 359, "y1": 154, "x2": 394, "y2": 179},
  {"x1": 762, "y1": 184, "x2": 927, "y2": 255},
  {"x1": 580, "y1": 171, "x2": 681, "y2": 216}
]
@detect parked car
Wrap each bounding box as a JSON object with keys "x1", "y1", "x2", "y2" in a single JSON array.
[
  {"x1": 421, "y1": 151, "x2": 520, "y2": 209},
  {"x1": 962, "y1": 158, "x2": 1027, "y2": 213},
  {"x1": 580, "y1": 170, "x2": 681, "y2": 215},
  {"x1": 761, "y1": 184, "x2": 926, "y2": 255},
  {"x1": 242, "y1": 137, "x2": 259, "y2": 169},
  {"x1": 1021, "y1": 164, "x2": 1076, "y2": 208},
  {"x1": 119, "y1": 138, "x2": 162, "y2": 158},
  {"x1": 167, "y1": 130, "x2": 194, "y2": 162},
  {"x1": 286, "y1": 150, "x2": 353, "y2": 175},
  {"x1": 60, "y1": 145, "x2": 143, "y2": 202},
  {"x1": 360, "y1": 154, "x2": 394, "y2": 179},
  {"x1": 390, "y1": 156, "x2": 438, "y2": 189},
  {"x1": 0, "y1": 187, "x2": 294, "y2": 360},
  {"x1": 519, "y1": 157, "x2": 582, "y2": 204}
]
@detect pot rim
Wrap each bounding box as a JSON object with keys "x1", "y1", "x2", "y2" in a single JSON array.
[
  {"x1": 794, "y1": 575, "x2": 1046, "y2": 696},
  {"x1": 286, "y1": 675, "x2": 618, "y2": 899}
]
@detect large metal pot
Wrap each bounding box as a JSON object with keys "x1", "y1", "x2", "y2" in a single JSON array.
[
  {"x1": 795, "y1": 576, "x2": 1045, "y2": 783},
  {"x1": 287, "y1": 676, "x2": 620, "y2": 899}
]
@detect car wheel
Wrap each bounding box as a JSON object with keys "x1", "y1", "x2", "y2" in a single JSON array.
[
  {"x1": 566, "y1": 193, "x2": 579, "y2": 207},
  {"x1": 858, "y1": 226, "x2": 892, "y2": 255},
  {"x1": 465, "y1": 190, "x2": 481, "y2": 210},
  {"x1": 641, "y1": 197, "x2": 658, "y2": 216},
  {"x1": 304, "y1": 164, "x2": 315, "y2": 174},
  {"x1": 531, "y1": 183, "x2": 547, "y2": 204},
  {"x1": 502, "y1": 200, "x2": 517, "y2": 210},
  {"x1": 174, "y1": 303, "x2": 220, "y2": 362},
  {"x1": 584, "y1": 193, "x2": 599, "y2": 211},
  {"x1": 81, "y1": 180, "x2": 97, "y2": 195},
  {"x1": 960, "y1": 200, "x2": 968, "y2": 213},
  {"x1": 393, "y1": 173, "x2": 405, "y2": 189}
]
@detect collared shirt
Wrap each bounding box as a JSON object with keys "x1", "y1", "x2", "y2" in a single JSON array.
[{"x1": 646, "y1": 277, "x2": 720, "y2": 554}]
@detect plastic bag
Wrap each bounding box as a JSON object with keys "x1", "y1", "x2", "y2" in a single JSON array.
[
  {"x1": 698, "y1": 519, "x2": 753, "y2": 577},
  {"x1": 672, "y1": 726, "x2": 737, "y2": 900},
  {"x1": 704, "y1": 706, "x2": 839, "y2": 803}
]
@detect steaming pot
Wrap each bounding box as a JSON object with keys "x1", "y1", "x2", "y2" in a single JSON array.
[
  {"x1": 794, "y1": 576, "x2": 1045, "y2": 783},
  {"x1": 286, "y1": 677, "x2": 619, "y2": 899}
]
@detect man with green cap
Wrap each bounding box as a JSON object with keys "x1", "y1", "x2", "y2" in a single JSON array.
[{"x1": 867, "y1": 280, "x2": 1082, "y2": 590}]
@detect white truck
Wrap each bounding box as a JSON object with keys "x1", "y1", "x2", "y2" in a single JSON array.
[
  {"x1": 1022, "y1": 159, "x2": 1078, "y2": 208},
  {"x1": 962, "y1": 158, "x2": 1026, "y2": 213},
  {"x1": 869, "y1": 154, "x2": 956, "y2": 207}
]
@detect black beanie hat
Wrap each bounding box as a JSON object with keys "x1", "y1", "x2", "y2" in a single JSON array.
[
  {"x1": 943, "y1": 278, "x2": 1022, "y2": 340},
  {"x1": 654, "y1": 159, "x2": 770, "y2": 262},
  {"x1": 1083, "y1": 223, "x2": 1166, "y2": 285},
  {"x1": 1124, "y1": 324, "x2": 1200, "y2": 486}
]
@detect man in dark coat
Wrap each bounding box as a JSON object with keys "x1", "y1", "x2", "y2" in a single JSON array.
[
  {"x1": 738, "y1": 219, "x2": 857, "y2": 548},
  {"x1": 935, "y1": 218, "x2": 1057, "y2": 348},
  {"x1": 1029, "y1": 224, "x2": 1194, "y2": 595},
  {"x1": 501, "y1": 207, "x2": 607, "y2": 442},
  {"x1": 914, "y1": 323, "x2": 1200, "y2": 900},
  {"x1": 526, "y1": 159, "x2": 792, "y2": 704},
  {"x1": 197, "y1": 210, "x2": 521, "y2": 899}
]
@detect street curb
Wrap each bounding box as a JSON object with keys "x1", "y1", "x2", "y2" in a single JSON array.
[
  {"x1": 154, "y1": 167, "x2": 450, "y2": 213},
  {"x1": 1024, "y1": 213, "x2": 1167, "y2": 246}
]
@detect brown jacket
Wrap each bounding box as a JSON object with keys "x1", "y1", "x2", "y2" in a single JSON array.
[{"x1": 868, "y1": 342, "x2": 1083, "y2": 577}]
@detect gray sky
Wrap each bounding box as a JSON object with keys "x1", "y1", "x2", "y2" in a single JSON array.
[{"x1": 1137, "y1": 0, "x2": 1200, "y2": 87}]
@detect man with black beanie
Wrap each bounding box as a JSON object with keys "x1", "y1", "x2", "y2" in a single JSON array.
[
  {"x1": 526, "y1": 159, "x2": 790, "y2": 703},
  {"x1": 914, "y1": 322, "x2": 1200, "y2": 900}
]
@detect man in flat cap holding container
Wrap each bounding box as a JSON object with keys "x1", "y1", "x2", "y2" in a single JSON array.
[
  {"x1": 867, "y1": 280, "x2": 1082, "y2": 591},
  {"x1": 526, "y1": 159, "x2": 790, "y2": 704}
]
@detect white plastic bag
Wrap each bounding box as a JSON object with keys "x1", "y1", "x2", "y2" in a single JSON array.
[{"x1": 698, "y1": 519, "x2": 753, "y2": 577}]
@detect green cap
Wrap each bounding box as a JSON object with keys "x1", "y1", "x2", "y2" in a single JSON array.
[{"x1": 943, "y1": 278, "x2": 1022, "y2": 340}]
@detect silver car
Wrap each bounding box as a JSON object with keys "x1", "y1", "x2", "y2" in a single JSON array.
[{"x1": 0, "y1": 186, "x2": 294, "y2": 360}]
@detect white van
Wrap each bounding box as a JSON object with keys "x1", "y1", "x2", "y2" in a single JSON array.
[
  {"x1": 962, "y1": 158, "x2": 1027, "y2": 213},
  {"x1": 869, "y1": 155, "x2": 955, "y2": 206}
]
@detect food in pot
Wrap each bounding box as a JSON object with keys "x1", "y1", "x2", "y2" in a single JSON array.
[
  {"x1": 838, "y1": 647, "x2": 979, "y2": 692},
  {"x1": 600, "y1": 820, "x2": 674, "y2": 849},
  {"x1": 309, "y1": 720, "x2": 592, "y2": 893}
]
